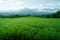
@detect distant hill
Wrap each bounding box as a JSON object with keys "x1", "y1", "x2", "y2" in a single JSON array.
[
  {"x1": 16, "y1": 8, "x2": 55, "y2": 16},
  {"x1": 0, "y1": 8, "x2": 58, "y2": 17}
]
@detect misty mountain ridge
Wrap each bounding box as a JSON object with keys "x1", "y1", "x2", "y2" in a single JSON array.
[{"x1": 0, "y1": 8, "x2": 58, "y2": 16}]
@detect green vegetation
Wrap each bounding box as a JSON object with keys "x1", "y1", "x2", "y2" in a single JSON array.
[
  {"x1": 0, "y1": 17, "x2": 60, "y2": 40},
  {"x1": 44, "y1": 11, "x2": 60, "y2": 18}
]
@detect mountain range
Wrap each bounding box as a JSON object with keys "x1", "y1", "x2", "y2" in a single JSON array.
[{"x1": 0, "y1": 8, "x2": 58, "y2": 16}]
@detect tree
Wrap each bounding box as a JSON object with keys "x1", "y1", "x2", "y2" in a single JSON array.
[{"x1": 52, "y1": 11, "x2": 60, "y2": 18}]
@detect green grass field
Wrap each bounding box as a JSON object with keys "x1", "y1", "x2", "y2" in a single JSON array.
[{"x1": 0, "y1": 17, "x2": 60, "y2": 40}]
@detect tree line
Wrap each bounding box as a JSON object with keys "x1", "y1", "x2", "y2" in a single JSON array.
[
  {"x1": 0, "y1": 11, "x2": 60, "y2": 18},
  {"x1": 45, "y1": 11, "x2": 60, "y2": 18}
]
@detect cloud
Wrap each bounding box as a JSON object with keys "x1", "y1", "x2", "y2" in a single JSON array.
[
  {"x1": 0, "y1": 0, "x2": 60, "y2": 10},
  {"x1": 0, "y1": 0, "x2": 24, "y2": 10}
]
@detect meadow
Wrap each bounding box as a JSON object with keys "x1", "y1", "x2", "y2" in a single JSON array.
[{"x1": 0, "y1": 17, "x2": 60, "y2": 40}]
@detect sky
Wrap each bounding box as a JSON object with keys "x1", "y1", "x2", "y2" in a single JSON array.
[{"x1": 0, "y1": 0, "x2": 60, "y2": 10}]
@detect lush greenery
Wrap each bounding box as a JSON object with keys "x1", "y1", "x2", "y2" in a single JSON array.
[
  {"x1": 0, "y1": 17, "x2": 60, "y2": 40},
  {"x1": 44, "y1": 11, "x2": 60, "y2": 18}
]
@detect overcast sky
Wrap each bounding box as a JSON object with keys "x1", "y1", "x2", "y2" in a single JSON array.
[{"x1": 0, "y1": 0, "x2": 60, "y2": 10}]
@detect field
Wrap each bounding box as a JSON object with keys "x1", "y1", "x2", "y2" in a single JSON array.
[{"x1": 0, "y1": 17, "x2": 60, "y2": 40}]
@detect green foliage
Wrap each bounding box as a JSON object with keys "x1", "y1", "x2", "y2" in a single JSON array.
[
  {"x1": 45, "y1": 11, "x2": 60, "y2": 18},
  {"x1": 52, "y1": 11, "x2": 60, "y2": 18},
  {"x1": 15, "y1": 14, "x2": 21, "y2": 17},
  {"x1": 0, "y1": 17, "x2": 60, "y2": 40}
]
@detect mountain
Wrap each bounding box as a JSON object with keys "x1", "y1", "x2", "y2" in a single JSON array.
[
  {"x1": 17, "y1": 8, "x2": 54, "y2": 16},
  {"x1": 0, "y1": 8, "x2": 57, "y2": 16}
]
